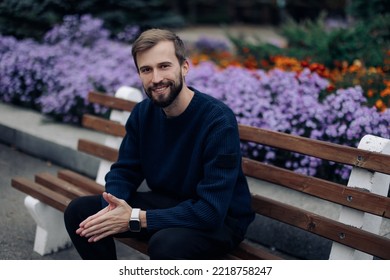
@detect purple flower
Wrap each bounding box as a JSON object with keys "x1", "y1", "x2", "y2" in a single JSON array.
[
  {"x1": 194, "y1": 36, "x2": 230, "y2": 53},
  {"x1": 116, "y1": 26, "x2": 140, "y2": 43},
  {"x1": 44, "y1": 14, "x2": 110, "y2": 46}
]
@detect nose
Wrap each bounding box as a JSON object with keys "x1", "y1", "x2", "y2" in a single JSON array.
[{"x1": 151, "y1": 69, "x2": 163, "y2": 84}]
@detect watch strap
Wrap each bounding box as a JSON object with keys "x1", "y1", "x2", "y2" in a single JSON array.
[{"x1": 131, "y1": 208, "x2": 140, "y2": 220}]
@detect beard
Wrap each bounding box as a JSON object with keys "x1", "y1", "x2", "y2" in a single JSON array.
[{"x1": 144, "y1": 72, "x2": 184, "y2": 108}]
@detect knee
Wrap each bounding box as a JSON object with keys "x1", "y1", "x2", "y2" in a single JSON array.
[
  {"x1": 63, "y1": 197, "x2": 83, "y2": 230},
  {"x1": 64, "y1": 196, "x2": 82, "y2": 217},
  {"x1": 64, "y1": 195, "x2": 97, "y2": 231},
  {"x1": 148, "y1": 229, "x2": 185, "y2": 260}
]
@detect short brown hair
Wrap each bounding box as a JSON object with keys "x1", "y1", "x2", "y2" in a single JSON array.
[{"x1": 131, "y1": 29, "x2": 187, "y2": 71}]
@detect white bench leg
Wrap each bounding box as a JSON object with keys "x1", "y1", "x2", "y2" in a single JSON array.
[{"x1": 24, "y1": 196, "x2": 71, "y2": 255}]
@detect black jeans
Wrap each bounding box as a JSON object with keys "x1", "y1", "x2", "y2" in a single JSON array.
[{"x1": 64, "y1": 191, "x2": 243, "y2": 260}]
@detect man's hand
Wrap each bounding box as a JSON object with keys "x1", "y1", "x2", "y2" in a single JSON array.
[{"x1": 76, "y1": 192, "x2": 132, "y2": 242}]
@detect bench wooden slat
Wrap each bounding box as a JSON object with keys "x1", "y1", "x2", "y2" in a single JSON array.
[
  {"x1": 239, "y1": 125, "x2": 390, "y2": 175},
  {"x1": 11, "y1": 177, "x2": 70, "y2": 212},
  {"x1": 229, "y1": 241, "x2": 284, "y2": 260},
  {"x1": 82, "y1": 114, "x2": 126, "y2": 137},
  {"x1": 251, "y1": 194, "x2": 390, "y2": 259},
  {"x1": 57, "y1": 170, "x2": 104, "y2": 195},
  {"x1": 78, "y1": 139, "x2": 118, "y2": 162},
  {"x1": 88, "y1": 91, "x2": 137, "y2": 112},
  {"x1": 35, "y1": 172, "x2": 91, "y2": 199},
  {"x1": 115, "y1": 238, "x2": 149, "y2": 256},
  {"x1": 117, "y1": 237, "x2": 284, "y2": 260},
  {"x1": 243, "y1": 158, "x2": 390, "y2": 218}
]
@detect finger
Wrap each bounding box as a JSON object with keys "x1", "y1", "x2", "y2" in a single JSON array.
[
  {"x1": 104, "y1": 192, "x2": 123, "y2": 205},
  {"x1": 89, "y1": 221, "x2": 127, "y2": 242},
  {"x1": 84, "y1": 222, "x2": 118, "y2": 240},
  {"x1": 76, "y1": 227, "x2": 84, "y2": 235},
  {"x1": 79, "y1": 215, "x2": 94, "y2": 228},
  {"x1": 79, "y1": 212, "x2": 120, "y2": 237},
  {"x1": 88, "y1": 230, "x2": 113, "y2": 242},
  {"x1": 102, "y1": 192, "x2": 122, "y2": 211},
  {"x1": 79, "y1": 222, "x2": 107, "y2": 237},
  {"x1": 79, "y1": 207, "x2": 108, "y2": 228},
  {"x1": 102, "y1": 191, "x2": 109, "y2": 203}
]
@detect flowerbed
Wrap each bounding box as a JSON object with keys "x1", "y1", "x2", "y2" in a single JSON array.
[
  {"x1": 0, "y1": 15, "x2": 142, "y2": 122},
  {"x1": 1, "y1": 15, "x2": 389, "y2": 183},
  {"x1": 191, "y1": 48, "x2": 390, "y2": 112},
  {"x1": 187, "y1": 62, "x2": 390, "y2": 181}
]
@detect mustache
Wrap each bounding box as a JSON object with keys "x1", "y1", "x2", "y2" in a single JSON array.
[{"x1": 150, "y1": 81, "x2": 172, "y2": 90}]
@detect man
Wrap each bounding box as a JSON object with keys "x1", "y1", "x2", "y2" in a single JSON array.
[{"x1": 64, "y1": 28, "x2": 255, "y2": 260}]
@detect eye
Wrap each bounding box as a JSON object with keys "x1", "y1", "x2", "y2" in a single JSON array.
[
  {"x1": 160, "y1": 64, "x2": 171, "y2": 69},
  {"x1": 140, "y1": 67, "x2": 151, "y2": 74}
]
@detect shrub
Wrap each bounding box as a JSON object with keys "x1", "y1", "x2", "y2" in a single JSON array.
[
  {"x1": 0, "y1": 0, "x2": 184, "y2": 40},
  {"x1": 347, "y1": 0, "x2": 390, "y2": 21},
  {"x1": 230, "y1": 13, "x2": 390, "y2": 68}
]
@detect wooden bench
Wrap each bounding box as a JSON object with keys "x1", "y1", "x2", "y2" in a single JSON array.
[{"x1": 11, "y1": 88, "x2": 390, "y2": 260}]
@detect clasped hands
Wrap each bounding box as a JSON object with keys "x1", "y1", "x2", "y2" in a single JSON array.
[{"x1": 76, "y1": 192, "x2": 132, "y2": 242}]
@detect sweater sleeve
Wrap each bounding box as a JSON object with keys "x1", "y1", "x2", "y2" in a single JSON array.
[
  {"x1": 146, "y1": 112, "x2": 242, "y2": 231},
  {"x1": 102, "y1": 105, "x2": 144, "y2": 207}
]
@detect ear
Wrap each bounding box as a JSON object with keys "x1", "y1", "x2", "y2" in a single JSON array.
[{"x1": 182, "y1": 59, "x2": 190, "y2": 76}]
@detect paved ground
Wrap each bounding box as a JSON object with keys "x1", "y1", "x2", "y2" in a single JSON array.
[
  {"x1": 176, "y1": 24, "x2": 287, "y2": 47},
  {"x1": 0, "y1": 142, "x2": 77, "y2": 260}
]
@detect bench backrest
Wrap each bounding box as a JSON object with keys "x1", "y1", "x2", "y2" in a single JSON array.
[
  {"x1": 239, "y1": 125, "x2": 390, "y2": 259},
  {"x1": 79, "y1": 90, "x2": 390, "y2": 260}
]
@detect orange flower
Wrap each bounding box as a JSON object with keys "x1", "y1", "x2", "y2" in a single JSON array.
[
  {"x1": 191, "y1": 57, "x2": 200, "y2": 65},
  {"x1": 242, "y1": 47, "x2": 250, "y2": 53},
  {"x1": 326, "y1": 84, "x2": 336, "y2": 92},
  {"x1": 380, "y1": 88, "x2": 390, "y2": 98},
  {"x1": 301, "y1": 61, "x2": 309, "y2": 68},
  {"x1": 367, "y1": 89, "x2": 375, "y2": 98},
  {"x1": 273, "y1": 56, "x2": 302, "y2": 72},
  {"x1": 367, "y1": 67, "x2": 379, "y2": 74},
  {"x1": 260, "y1": 59, "x2": 270, "y2": 68},
  {"x1": 375, "y1": 99, "x2": 386, "y2": 111}
]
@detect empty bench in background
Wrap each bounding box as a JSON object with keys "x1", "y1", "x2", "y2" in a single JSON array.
[{"x1": 12, "y1": 87, "x2": 390, "y2": 259}]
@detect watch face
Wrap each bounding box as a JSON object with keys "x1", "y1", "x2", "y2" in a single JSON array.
[{"x1": 129, "y1": 220, "x2": 141, "y2": 232}]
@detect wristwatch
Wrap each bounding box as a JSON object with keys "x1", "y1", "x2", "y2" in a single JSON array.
[{"x1": 129, "y1": 208, "x2": 141, "y2": 232}]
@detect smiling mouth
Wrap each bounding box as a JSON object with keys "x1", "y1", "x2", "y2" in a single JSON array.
[
  {"x1": 151, "y1": 82, "x2": 171, "y2": 95},
  {"x1": 153, "y1": 85, "x2": 169, "y2": 95}
]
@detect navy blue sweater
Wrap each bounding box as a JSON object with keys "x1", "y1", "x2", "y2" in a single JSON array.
[{"x1": 104, "y1": 88, "x2": 255, "y2": 236}]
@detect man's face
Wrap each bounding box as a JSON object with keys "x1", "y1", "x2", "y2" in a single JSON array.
[{"x1": 136, "y1": 41, "x2": 187, "y2": 108}]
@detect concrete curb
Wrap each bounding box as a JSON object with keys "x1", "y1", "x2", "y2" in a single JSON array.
[{"x1": 0, "y1": 102, "x2": 101, "y2": 178}]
